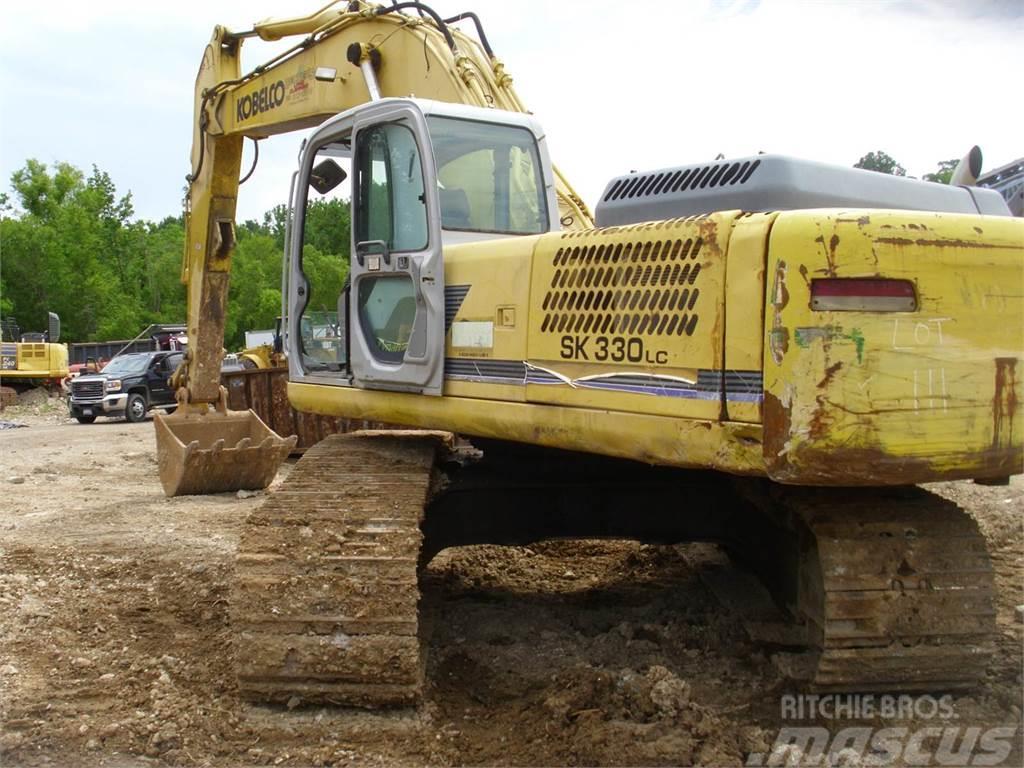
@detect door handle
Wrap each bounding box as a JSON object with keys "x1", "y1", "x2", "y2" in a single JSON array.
[{"x1": 355, "y1": 240, "x2": 390, "y2": 267}]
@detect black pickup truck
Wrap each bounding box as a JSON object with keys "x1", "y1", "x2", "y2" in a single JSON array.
[{"x1": 68, "y1": 351, "x2": 182, "y2": 423}]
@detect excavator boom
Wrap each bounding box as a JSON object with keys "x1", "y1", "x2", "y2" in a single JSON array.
[{"x1": 156, "y1": 0, "x2": 590, "y2": 496}]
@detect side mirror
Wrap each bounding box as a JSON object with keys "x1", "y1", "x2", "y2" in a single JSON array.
[{"x1": 309, "y1": 159, "x2": 347, "y2": 195}]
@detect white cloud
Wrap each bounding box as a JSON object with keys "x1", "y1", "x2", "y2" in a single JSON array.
[{"x1": 1, "y1": 0, "x2": 1020, "y2": 223}]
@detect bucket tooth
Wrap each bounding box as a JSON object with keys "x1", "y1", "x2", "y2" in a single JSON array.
[{"x1": 154, "y1": 409, "x2": 297, "y2": 497}]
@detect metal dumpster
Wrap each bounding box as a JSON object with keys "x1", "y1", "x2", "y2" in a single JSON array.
[{"x1": 220, "y1": 366, "x2": 389, "y2": 452}]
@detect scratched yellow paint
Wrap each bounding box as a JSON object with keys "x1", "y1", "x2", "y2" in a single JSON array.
[
  {"x1": 723, "y1": 213, "x2": 776, "y2": 423},
  {"x1": 307, "y1": 213, "x2": 764, "y2": 473},
  {"x1": 762, "y1": 209, "x2": 1024, "y2": 484},
  {"x1": 436, "y1": 215, "x2": 743, "y2": 422},
  {"x1": 441, "y1": 236, "x2": 538, "y2": 403},
  {"x1": 523, "y1": 214, "x2": 735, "y2": 422}
]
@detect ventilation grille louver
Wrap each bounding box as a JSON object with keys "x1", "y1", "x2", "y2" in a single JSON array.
[
  {"x1": 539, "y1": 235, "x2": 705, "y2": 339},
  {"x1": 602, "y1": 159, "x2": 762, "y2": 203},
  {"x1": 444, "y1": 284, "x2": 471, "y2": 331}
]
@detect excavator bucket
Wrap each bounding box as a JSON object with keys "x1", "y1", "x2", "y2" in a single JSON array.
[{"x1": 154, "y1": 409, "x2": 297, "y2": 497}]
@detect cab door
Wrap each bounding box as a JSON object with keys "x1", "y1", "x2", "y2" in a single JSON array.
[
  {"x1": 347, "y1": 106, "x2": 445, "y2": 395},
  {"x1": 287, "y1": 100, "x2": 445, "y2": 396}
]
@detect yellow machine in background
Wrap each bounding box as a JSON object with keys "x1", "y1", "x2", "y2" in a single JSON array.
[
  {"x1": 156, "y1": 1, "x2": 1022, "y2": 704},
  {"x1": 0, "y1": 312, "x2": 69, "y2": 389}
]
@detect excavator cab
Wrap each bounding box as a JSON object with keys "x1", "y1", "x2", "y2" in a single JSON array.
[
  {"x1": 156, "y1": 97, "x2": 558, "y2": 496},
  {"x1": 287, "y1": 98, "x2": 557, "y2": 395}
]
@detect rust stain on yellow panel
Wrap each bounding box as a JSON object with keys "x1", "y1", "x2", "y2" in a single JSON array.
[
  {"x1": 993, "y1": 357, "x2": 1018, "y2": 451},
  {"x1": 763, "y1": 210, "x2": 1024, "y2": 485}
]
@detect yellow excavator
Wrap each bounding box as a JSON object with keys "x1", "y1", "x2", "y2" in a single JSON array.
[
  {"x1": 156, "y1": 1, "x2": 1023, "y2": 705},
  {"x1": 0, "y1": 312, "x2": 68, "y2": 390}
]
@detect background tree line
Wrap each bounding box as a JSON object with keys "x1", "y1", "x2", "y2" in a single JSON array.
[
  {"x1": 854, "y1": 150, "x2": 959, "y2": 183},
  {"x1": 1, "y1": 160, "x2": 350, "y2": 350},
  {"x1": 1, "y1": 153, "x2": 954, "y2": 350}
]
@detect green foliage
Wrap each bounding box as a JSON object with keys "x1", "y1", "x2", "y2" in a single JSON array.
[
  {"x1": 225, "y1": 230, "x2": 284, "y2": 348},
  {"x1": 302, "y1": 244, "x2": 349, "y2": 317},
  {"x1": 304, "y1": 197, "x2": 351, "y2": 257},
  {"x1": 10, "y1": 159, "x2": 83, "y2": 218},
  {"x1": 854, "y1": 151, "x2": 907, "y2": 177},
  {"x1": 1, "y1": 159, "x2": 351, "y2": 351},
  {"x1": 923, "y1": 159, "x2": 959, "y2": 185},
  {"x1": 224, "y1": 197, "x2": 350, "y2": 348},
  {"x1": 2, "y1": 161, "x2": 151, "y2": 341}
]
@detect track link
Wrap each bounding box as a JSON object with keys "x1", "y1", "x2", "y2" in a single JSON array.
[
  {"x1": 231, "y1": 432, "x2": 441, "y2": 707},
  {"x1": 775, "y1": 486, "x2": 997, "y2": 691}
]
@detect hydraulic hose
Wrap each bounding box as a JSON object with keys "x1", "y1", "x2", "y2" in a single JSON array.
[
  {"x1": 442, "y1": 12, "x2": 493, "y2": 58},
  {"x1": 373, "y1": 2, "x2": 457, "y2": 52}
]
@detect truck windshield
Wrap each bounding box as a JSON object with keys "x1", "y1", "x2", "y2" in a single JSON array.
[
  {"x1": 426, "y1": 116, "x2": 548, "y2": 235},
  {"x1": 102, "y1": 355, "x2": 151, "y2": 375}
]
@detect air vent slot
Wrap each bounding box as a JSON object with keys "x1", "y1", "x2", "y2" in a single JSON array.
[
  {"x1": 540, "y1": 237, "x2": 705, "y2": 338},
  {"x1": 602, "y1": 159, "x2": 762, "y2": 202}
]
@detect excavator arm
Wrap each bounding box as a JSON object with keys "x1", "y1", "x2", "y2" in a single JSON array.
[{"x1": 158, "y1": 0, "x2": 591, "y2": 496}]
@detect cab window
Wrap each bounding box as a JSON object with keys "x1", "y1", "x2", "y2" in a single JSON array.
[
  {"x1": 427, "y1": 116, "x2": 548, "y2": 235},
  {"x1": 355, "y1": 123, "x2": 428, "y2": 252},
  {"x1": 353, "y1": 122, "x2": 427, "y2": 363},
  {"x1": 297, "y1": 141, "x2": 352, "y2": 374}
]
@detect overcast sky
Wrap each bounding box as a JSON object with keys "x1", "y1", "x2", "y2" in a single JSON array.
[{"x1": 1, "y1": 0, "x2": 1021, "y2": 224}]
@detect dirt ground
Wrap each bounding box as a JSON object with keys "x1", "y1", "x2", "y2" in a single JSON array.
[{"x1": 0, "y1": 392, "x2": 1021, "y2": 767}]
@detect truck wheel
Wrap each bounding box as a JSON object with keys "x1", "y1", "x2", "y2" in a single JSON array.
[
  {"x1": 125, "y1": 393, "x2": 148, "y2": 423},
  {"x1": 75, "y1": 415, "x2": 97, "y2": 424}
]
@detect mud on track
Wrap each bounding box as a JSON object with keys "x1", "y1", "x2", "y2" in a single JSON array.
[{"x1": 0, "y1": 404, "x2": 1021, "y2": 766}]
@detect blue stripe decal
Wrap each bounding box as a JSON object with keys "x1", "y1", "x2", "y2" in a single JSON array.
[
  {"x1": 445, "y1": 359, "x2": 763, "y2": 403},
  {"x1": 574, "y1": 379, "x2": 759, "y2": 402}
]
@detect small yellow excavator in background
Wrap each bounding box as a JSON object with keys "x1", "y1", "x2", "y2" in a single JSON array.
[
  {"x1": 156, "y1": 1, "x2": 1023, "y2": 704},
  {"x1": 0, "y1": 312, "x2": 68, "y2": 390}
]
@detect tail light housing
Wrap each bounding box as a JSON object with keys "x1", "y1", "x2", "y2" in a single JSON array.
[{"x1": 810, "y1": 278, "x2": 917, "y2": 312}]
